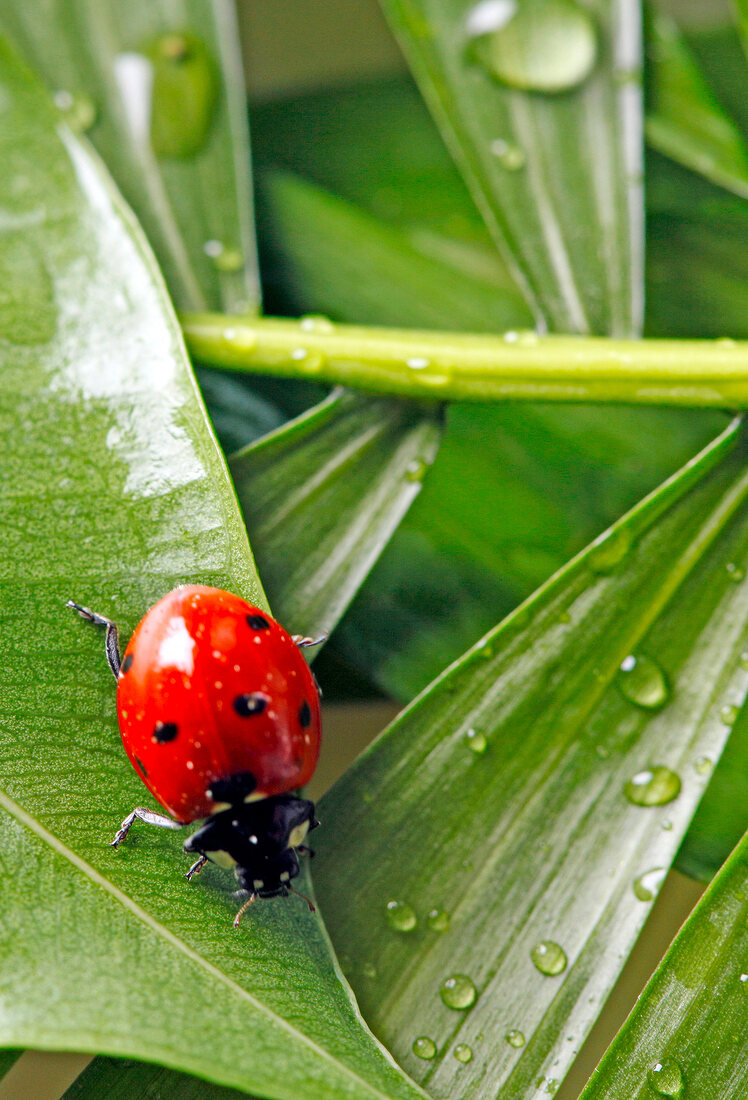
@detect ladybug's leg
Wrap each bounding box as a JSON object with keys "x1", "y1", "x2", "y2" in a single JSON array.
[
  {"x1": 185, "y1": 854, "x2": 208, "y2": 881},
  {"x1": 291, "y1": 633, "x2": 327, "y2": 649},
  {"x1": 66, "y1": 600, "x2": 121, "y2": 680},
  {"x1": 233, "y1": 892, "x2": 258, "y2": 929},
  {"x1": 110, "y1": 807, "x2": 181, "y2": 848}
]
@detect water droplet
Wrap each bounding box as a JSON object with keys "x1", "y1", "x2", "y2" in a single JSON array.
[
  {"x1": 726, "y1": 562, "x2": 745, "y2": 583},
  {"x1": 54, "y1": 89, "x2": 97, "y2": 132},
  {"x1": 588, "y1": 527, "x2": 631, "y2": 573},
  {"x1": 633, "y1": 867, "x2": 666, "y2": 902},
  {"x1": 719, "y1": 704, "x2": 739, "y2": 726},
  {"x1": 440, "y1": 974, "x2": 478, "y2": 1009},
  {"x1": 647, "y1": 1057, "x2": 684, "y2": 1096},
  {"x1": 694, "y1": 756, "x2": 713, "y2": 776},
  {"x1": 624, "y1": 766, "x2": 681, "y2": 807},
  {"x1": 531, "y1": 940, "x2": 567, "y2": 976},
  {"x1": 386, "y1": 900, "x2": 417, "y2": 932},
  {"x1": 454, "y1": 1044, "x2": 473, "y2": 1063},
  {"x1": 466, "y1": 0, "x2": 598, "y2": 94},
  {"x1": 406, "y1": 356, "x2": 430, "y2": 370},
  {"x1": 405, "y1": 459, "x2": 428, "y2": 482},
  {"x1": 427, "y1": 908, "x2": 450, "y2": 932},
  {"x1": 506, "y1": 1029, "x2": 526, "y2": 1047},
  {"x1": 412, "y1": 1036, "x2": 437, "y2": 1060},
  {"x1": 489, "y1": 137, "x2": 526, "y2": 170},
  {"x1": 504, "y1": 329, "x2": 519, "y2": 343},
  {"x1": 739, "y1": 972, "x2": 748, "y2": 985},
  {"x1": 299, "y1": 314, "x2": 335, "y2": 334},
  {"x1": 465, "y1": 728, "x2": 488, "y2": 754},
  {"x1": 616, "y1": 654, "x2": 669, "y2": 710},
  {"x1": 362, "y1": 962, "x2": 378, "y2": 978},
  {"x1": 203, "y1": 239, "x2": 243, "y2": 272},
  {"x1": 148, "y1": 33, "x2": 218, "y2": 158},
  {"x1": 661, "y1": 818, "x2": 673, "y2": 831}
]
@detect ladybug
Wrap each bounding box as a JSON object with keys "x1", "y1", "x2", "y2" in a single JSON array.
[{"x1": 67, "y1": 585, "x2": 323, "y2": 927}]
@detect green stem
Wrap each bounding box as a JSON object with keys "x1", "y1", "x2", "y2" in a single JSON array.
[{"x1": 182, "y1": 313, "x2": 748, "y2": 408}]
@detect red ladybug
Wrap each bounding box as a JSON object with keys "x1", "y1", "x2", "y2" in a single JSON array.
[{"x1": 67, "y1": 586, "x2": 322, "y2": 926}]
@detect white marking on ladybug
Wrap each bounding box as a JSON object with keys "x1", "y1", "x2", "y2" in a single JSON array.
[
  {"x1": 253, "y1": 879, "x2": 264, "y2": 890},
  {"x1": 288, "y1": 821, "x2": 310, "y2": 848},
  {"x1": 280, "y1": 871, "x2": 290, "y2": 882},
  {"x1": 158, "y1": 616, "x2": 196, "y2": 674}
]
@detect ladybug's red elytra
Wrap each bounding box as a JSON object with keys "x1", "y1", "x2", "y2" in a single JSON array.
[{"x1": 67, "y1": 585, "x2": 323, "y2": 927}]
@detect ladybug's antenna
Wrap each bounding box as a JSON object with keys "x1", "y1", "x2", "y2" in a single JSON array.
[
  {"x1": 233, "y1": 892, "x2": 258, "y2": 929},
  {"x1": 289, "y1": 884, "x2": 316, "y2": 912}
]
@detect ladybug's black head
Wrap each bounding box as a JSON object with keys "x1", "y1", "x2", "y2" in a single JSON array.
[{"x1": 184, "y1": 793, "x2": 319, "y2": 922}]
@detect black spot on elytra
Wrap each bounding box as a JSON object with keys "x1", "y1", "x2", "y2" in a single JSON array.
[
  {"x1": 207, "y1": 771, "x2": 257, "y2": 804},
  {"x1": 153, "y1": 721, "x2": 178, "y2": 743},
  {"x1": 246, "y1": 614, "x2": 270, "y2": 631},
  {"x1": 298, "y1": 700, "x2": 312, "y2": 729},
  {"x1": 233, "y1": 693, "x2": 268, "y2": 717},
  {"x1": 134, "y1": 756, "x2": 148, "y2": 778},
  {"x1": 121, "y1": 653, "x2": 133, "y2": 674}
]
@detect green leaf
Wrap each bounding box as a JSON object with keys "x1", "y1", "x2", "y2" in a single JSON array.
[
  {"x1": 63, "y1": 1058, "x2": 248, "y2": 1100},
  {"x1": 0, "y1": 1051, "x2": 21, "y2": 1082},
  {"x1": 645, "y1": 11, "x2": 748, "y2": 201},
  {"x1": 580, "y1": 828, "x2": 748, "y2": 1099},
  {"x1": 0, "y1": 38, "x2": 424, "y2": 1100},
  {"x1": 261, "y1": 172, "x2": 532, "y2": 332},
  {"x1": 732, "y1": 0, "x2": 748, "y2": 65},
  {"x1": 313, "y1": 417, "x2": 748, "y2": 1097},
  {"x1": 0, "y1": 0, "x2": 259, "y2": 312},
  {"x1": 377, "y1": 0, "x2": 644, "y2": 334},
  {"x1": 228, "y1": 388, "x2": 443, "y2": 643}
]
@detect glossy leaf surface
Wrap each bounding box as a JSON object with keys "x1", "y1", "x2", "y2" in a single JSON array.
[
  {"x1": 229, "y1": 388, "x2": 442, "y2": 643},
  {"x1": 314, "y1": 419, "x2": 748, "y2": 1098},
  {"x1": 377, "y1": 0, "x2": 644, "y2": 335},
  {"x1": 646, "y1": 12, "x2": 748, "y2": 200},
  {"x1": 581, "y1": 828, "x2": 748, "y2": 1098},
  {"x1": 0, "y1": 0, "x2": 259, "y2": 312},
  {"x1": 0, "y1": 39, "x2": 424, "y2": 1100}
]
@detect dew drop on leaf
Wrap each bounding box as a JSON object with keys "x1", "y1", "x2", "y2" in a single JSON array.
[
  {"x1": 454, "y1": 1043, "x2": 473, "y2": 1063},
  {"x1": 588, "y1": 527, "x2": 631, "y2": 573},
  {"x1": 633, "y1": 867, "x2": 666, "y2": 902},
  {"x1": 506, "y1": 1028, "x2": 526, "y2": 1047},
  {"x1": 412, "y1": 1036, "x2": 437, "y2": 1060},
  {"x1": 531, "y1": 940, "x2": 567, "y2": 976},
  {"x1": 148, "y1": 33, "x2": 218, "y2": 158},
  {"x1": 203, "y1": 239, "x2": 243, "y2": 272},
  {"x1": 405, "y1": 459, "x2": 428, "y2": 483},
  {"x1": 616, "y1": 654, "x2": 669, "y2": 710},
  {"x1": 489, "y1": 137, "x2": 526, "y2": 169},
  {"x1": 726, "y1": 562, "x2": 744, "y2": 583},
  {"x1": 465, "y1": 0, "x2": 598, "y2": 94},
  {"x1": 719, "y1": 704, "x2": 739, "y2": 726},
  {"x1": 624, "y1": 766, "x2": 681, "y2": 807},
  {"x1": 386, "y1": 899, "x2": 417, "y2": 932},
  {"x1": 646, "y1": 1057, "x2": 685, "y2": 1096},
  {"x1": 440, "y1": 973, "x2": 478, "y2": 1009},
  {"x1": 693, "y1": 755, "x2": 713, "y2": 776},
  {"x1": 465, "y1": 728, "x2": 488, "y2": 753},
  {"x1": 427, "y1": 908, "x2": 450, "y2": 932},
  {"x1": 54, "y1": 89, "x2": 97, "y2": 133}
]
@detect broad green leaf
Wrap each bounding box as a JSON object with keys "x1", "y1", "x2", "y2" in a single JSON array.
[
  {"x1": 732, "y1": 0, "x2": 748, "y2": 66},
  {"x1": 646, "y1": 11, "x2": 748, "y2": 200},
  {"x1": 580, "y1": 828, "x2": 748, "y2": 1099},
  {"x1": 377, "y1": 0, "x2": 644, "y2": 335},
  {"x1": 0, "y1": 0, "x2": 259, "y2": 312},
  {"x1": 314, "y1": 418, "x2": 748, "y2": 1098},
  {"x1": 64, "y1": 1057, "x2": 246, "y2": 1100},
  {"x1": 0, "y1": 39, "x2": 425, "y2": 1100},
  {"x1": 228, "y1": 388, "x2": 442, "y2": 643}
]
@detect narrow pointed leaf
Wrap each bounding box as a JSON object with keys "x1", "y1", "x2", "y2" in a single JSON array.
[
  {"x1": 0, "y1": 1052, "x2": 20, "y2": 1082},
  {"x1": 261, "y1": 173, "x2": 531, "y2": 332},
  {"x1": 646, "y1": 12, "x2": 748, "y2": 200},
  {"x1": 377, "y1": 0, "x2": 644, "y2": 335},
  {"x1": 0, "y1": 40, "x2": 425, "y2": 1100},
  {"x1": 314, "y1": 418, "x2": 748, "y2": 1098},
  {"x1": 228, "y1": 388, "x2": 442, "y2": 643},
  {"x1": 0, "y1": 0, "x2": 259, "y2": 312},
  {"x1": 581, "y1": 828, "x2": 748, "y2": 1098}
]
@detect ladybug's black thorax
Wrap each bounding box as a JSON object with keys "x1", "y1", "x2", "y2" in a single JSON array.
[{"x1": 184, "y1": 793, "x2": 318, "y2": 899}]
